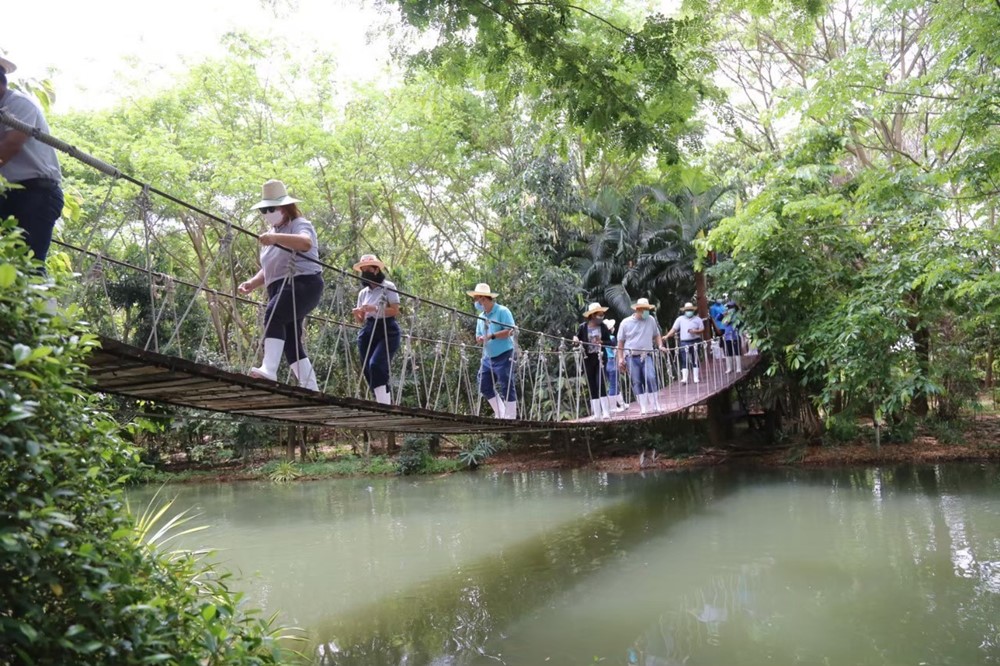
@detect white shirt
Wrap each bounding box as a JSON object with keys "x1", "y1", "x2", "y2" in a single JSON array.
[{"x1": 670, "y1": 315, "x2": 704, "y2": 341}]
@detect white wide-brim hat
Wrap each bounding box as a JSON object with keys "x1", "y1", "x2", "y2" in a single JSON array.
[
  {"x1": 251, "y1": 179, "x2": 301, "y2": 210},
  {"x1": 680, "y1": 301, "x2": 697, "y2": 312},
  {"x1": 631, "y1": 298, "x2": 656, "y2": 311},
  {"x1": 604, "y1": 318, "x2": 616, "y2": 328},
  {"x1": 582, "y1": 302, "x2": 609, "y2": 318},
  {"x1": 0, "y1": 56, "x2": 16, "y2": 75},
  {"x1": 353, "y1": 254, "x2": 387, "y2": 272},
  {"x1": 466, "y1": 282, "x2": 498, "y2": 298}
]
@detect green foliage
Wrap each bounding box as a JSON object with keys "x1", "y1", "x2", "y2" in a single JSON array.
[
  {"x1": 823, "y1": 416, "x2": 859, "y2": 445},
  {"x1": 457, "y1": 438, "x2": 498, "y2": 470},
  {"x1": 0, "y1": 222, "x2": 290, "y2": 665},
  {"x1": 267, "y1": 460, "x2": 301, "y2": 484},
  {"x1": 397, "y1": 435, "x2": 436, "y2": 475}
]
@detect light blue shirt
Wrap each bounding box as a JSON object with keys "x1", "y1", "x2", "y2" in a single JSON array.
[
  {"x1": 0, "y1": 88, "x2": 61, "y2": 183},
  {"x1": 476, "y1": 303, "x2": 515, "y2": 358},
  {"x1": 259, "y1": 217, "x2": 321, "y2": 286}
]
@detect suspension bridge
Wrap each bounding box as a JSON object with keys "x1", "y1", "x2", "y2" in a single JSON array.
[{"x1": 2, "y1": 110, "x2": 760, "y2": 435}]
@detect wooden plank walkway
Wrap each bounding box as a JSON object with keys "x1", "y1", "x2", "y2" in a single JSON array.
[{"x1": 86, "y1": 337, "x2": 759, "y2": 434}]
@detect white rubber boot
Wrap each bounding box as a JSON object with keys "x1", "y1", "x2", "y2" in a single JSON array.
[
  {"x1": 589, "y1": 399, "x2": 602, "y2": 420},
  {"x1": 373, "y1": 385, "x2": 391, "y2": 405},
  {"x1": 693, "y1": 368, "x2": 701, "y2": 384},
  {"x1": 613, "y1": 393, "x2": 628, "y2": 411},
  {"x1": 487, "y1": 396, "x2": 505, "y2": 418},
  {"x1": 736, "y1": 356, "x2": 743, "y2": 373},
  {"x1": 724, "y1": 357, "x2": 733, "y2": 374},
  {"x1": 249, "y1": 338, "x2": 284, "y2": 381},
  {"x1": 503, "y1": 400, "x2": 517, "y2": 420},
  {"x1": 638, "y1": 393, "x2": 649, "y2": 415},
  {"x1": 290, "y1": 358, "x2": 319, "y2": 391},
  {"x1": 600, "y1": 396, "x2": 613, "y2": 419},
  {"x1": 680, "y1": 369, "x2": 688, "y2": 384},
  {"x1": 651, "y1": 391, "x2": 663, "y2": 412}
]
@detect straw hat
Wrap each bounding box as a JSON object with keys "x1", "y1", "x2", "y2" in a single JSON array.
[
  {"x1": 604, "y1": 318, "x2": 616, "y2": 329},
  {"x1": 466, "y1": 282, "x2": 498, "y2": 298},
  {"x1": 680, "y1": 302, "x2": 697, "y2": 312},
  {"x1": 582, "y1": 302, "x2": 609, "y2": 318},
  {"x1": 251, "y1": 179, "x2": 301, "y2": 210},
  {"x1": 353, "y1": 254, "x2": 387, "y2": 272},
  {"x1": 631, "y1": 298, "x2": 656, "y2": 311},
  {"x1": 0, "y1": 56, "x2": 16, "y2": 75}
]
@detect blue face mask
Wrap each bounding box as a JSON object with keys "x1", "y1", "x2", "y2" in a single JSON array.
[
  {"x1": 474, "y1": 300, "x2": 484, "y2": 312},
  {"x1": 685, "y1": 311, "x2": 695, "y2": 319},
  {"x1": 640, "y1": 311, "x2": 650, "y2": 320}
]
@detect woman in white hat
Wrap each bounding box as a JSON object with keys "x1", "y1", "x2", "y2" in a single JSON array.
[
  {"x1": 468, "y1": 283, "x2": 517, "y2": 419},
  {"x1": 664, "y1": 302, "x2": 705, "y2": 384},
  {"x1": 572, "y1": 302, "x2": 614, "y2": 419},
  {"x1": 351, "y1": 254, "x2": 400, "y2": 404},
  {"x1": 615, "y1": 298, "x2": 668, "y2": 414},
  {"x1": 238, "y1": 180, "x2": 323, "y2": 390}
]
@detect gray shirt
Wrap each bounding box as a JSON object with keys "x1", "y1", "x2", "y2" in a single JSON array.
[
  {"x1": 259, "y1": 217, "x2": 321, "y2": 286},
  {"x1": 617, "y1": 314, "x2": 662, "y2": 353},
  {"x1": 0, "y1": 88, "x2": 62, "y2": 183},
  {"x1": 356, "y1": 279, "x2": 400, "y2": 319}
]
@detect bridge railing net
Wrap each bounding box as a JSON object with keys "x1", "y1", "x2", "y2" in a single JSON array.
[{"x1": 0, "y1": 109, "x2": 749, "y2": 422}]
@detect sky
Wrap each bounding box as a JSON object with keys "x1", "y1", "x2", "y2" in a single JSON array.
[
  {"x1": 5, "y1": 0, "x2": 681, "y2": 114},
  {"x1": 3, "y1": 0, "x2": 400, "y2": 112}
]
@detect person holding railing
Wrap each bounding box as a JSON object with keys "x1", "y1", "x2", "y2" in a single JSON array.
[
  {"x1": 469, "y1": 283, "x2": 517, "y2": 420},
  {"x1": 572, "y1": 302, "x2": 614, "y2": 420},
  {"x1": 616, "y1": 298, "x2": 667, "y2": 414},
  {"x1": 238, "y1": 180, "x2": 323, "y2": 391},
  {"x1": 0, "y1": 56, "x2": 64, "y2": 273},
  {"x1": 603, "y1": 318, "x2": 628, "y2": 412},
  {"x1": 721, "y1": 300, "x2": 743, "y2": 374},
  {"x1": 352, "y1": 254, "x2": 400, "y2": 405},
  {"x1": 664, "y1": 302, "x2": 704, "y2": 384}
]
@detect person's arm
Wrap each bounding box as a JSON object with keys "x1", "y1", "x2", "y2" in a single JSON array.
[
  {"x1": 237, "y1": 269, "x2": 265, "y2": 294},
  {"x1": 488, "y1": 308, "x2": 515, "y2": 341},
  {"x1": 617, "y1": 335, "x2": 626, "y2": 367},
  {"x1": 664, "y1": 320, "x2": 677, "y2": 339},
  {"x1": 0, "y1": 129, "x2": 30, "y2": 165},
  {"x1": 258, "y1": 231, "x2": 313, "y2": 252},
  {"x1": 690, "y1": 318, "x2": 705, "y2": 336}
]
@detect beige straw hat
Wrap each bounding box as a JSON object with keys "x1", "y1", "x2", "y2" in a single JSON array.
[
  {"x1": 251, "y1": 179, "x2": 301, "y2": 209},
  {"x1": 353, "y1": 254, "x2": 387, "y2": 272},
  {"x1": 631, "y1": 298, "x2": 656, "y2": 311},
  {"x1": 466, "y1": 282, "x2": 499, "y2": 298}
]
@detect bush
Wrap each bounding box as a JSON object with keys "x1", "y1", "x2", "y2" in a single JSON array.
[
  {"x1": 397, "y1": 435, "x2": 436, "y2": 475},
  {"x1": 267, "y1": 460, "x2": 301, "y2": 483},
  {"x1": 823, "y1": 415, "x2": 859, "y2": 444},
  {"x1": 458, "y1": 438, "x2": 498, "y2": 469},
  {"x1": 0, "y1": 222, "x2": 290, "y2": 664}
]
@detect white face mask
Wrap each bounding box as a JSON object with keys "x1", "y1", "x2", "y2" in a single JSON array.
[{"x1": 263, "y1": 210, "x2": 284, "y2": 226}]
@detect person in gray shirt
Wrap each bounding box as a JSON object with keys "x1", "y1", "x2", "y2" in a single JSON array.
[
  {"x1": 0, "y1": 56, "x2": 63, "y2": 271},
  {"x1": 616, "y1": 298, "x2": 667, "y2": 414},
  {"x1": 238, "y1": 180, "x2": 324, "y2": 390}
]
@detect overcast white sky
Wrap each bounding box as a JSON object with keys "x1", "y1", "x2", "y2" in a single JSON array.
[
  {"x1": 4, "y1": 0, "x2": 400, "y2": 112},
  {"x1": 5, "y1": 0, "x2": 680, "y2": 113}
]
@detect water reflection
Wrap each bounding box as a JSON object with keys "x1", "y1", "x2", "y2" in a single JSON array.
[{"x1": 135, "y1": 465, "x2": 1000, "y2": 666}]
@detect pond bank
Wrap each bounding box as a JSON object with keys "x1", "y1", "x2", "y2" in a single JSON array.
[{"x1": 140, "y1": 415, "x2": 1000, "y2": 484}]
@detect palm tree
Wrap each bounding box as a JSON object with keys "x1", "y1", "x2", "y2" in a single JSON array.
[{"x1": 575, "y1": 176, "x2": 733, "y2": 325}]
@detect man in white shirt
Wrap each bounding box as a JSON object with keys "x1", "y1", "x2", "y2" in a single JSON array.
[
  {"x1": 616, "y1": 298, "x2": 668, "y2": 414},
  {"x1": 665, "y1": 301, "x2": 705, "y2": 384},
  {"x1": 0, "y1": 56, "x2": 63, "y2": 271}
]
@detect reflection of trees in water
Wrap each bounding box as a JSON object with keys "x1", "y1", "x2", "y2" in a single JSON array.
[
  {"x1": 309, "y1": 472, "x2": 726, "y2": 665},
  {"x1": 627, "y1": 560, "x2": 773, "y2": 666}
]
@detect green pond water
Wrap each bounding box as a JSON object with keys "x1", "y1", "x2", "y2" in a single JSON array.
[{"x1": 133, "y1": 464, "x2": 1000, "y2": 665}]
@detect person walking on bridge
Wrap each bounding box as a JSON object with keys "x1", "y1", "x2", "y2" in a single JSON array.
[
  {"x1": 616, "y1": 298, "x2": 667, "y2": 414},
  {"x1": 352, "y1": 254, "x2": 400, "y2": 405},
  {"x1": 665, "y1": 302, "x2": 705, "y2": 384},
  {"x1": 0, "y1": 56, "x2": 64, "y2": 272},
  {"x1": 468, "y1": 283, "x2": 517, "y2": 419},
  {"x1": 573, "y1": 302, "x2": 614, "y2": 420},
  {"x1": 238, "y1": 179, "x2": 323, "y2": 391}
]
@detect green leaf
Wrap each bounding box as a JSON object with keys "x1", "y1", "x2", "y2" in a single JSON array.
[
  {"x1": 0, "y1": 263, "x2": 16, "y2": 287},
  {"x1": 201, "y1": 604, "x2": 217, "y2": 621}
]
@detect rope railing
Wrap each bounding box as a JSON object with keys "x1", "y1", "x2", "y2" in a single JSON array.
[{"x1": 2, "y1": 110, "x2": 755, "y2": 424}]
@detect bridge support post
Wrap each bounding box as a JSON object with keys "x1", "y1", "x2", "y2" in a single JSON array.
[{"x1": 707, "y1": 390, "x2": 733, "y2": 445}]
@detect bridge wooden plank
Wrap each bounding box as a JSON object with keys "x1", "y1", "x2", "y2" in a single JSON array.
[{"x1": 85, "y1": 335, "x2": 760, "y2": 434}]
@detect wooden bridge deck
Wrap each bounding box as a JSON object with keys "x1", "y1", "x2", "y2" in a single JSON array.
[{"x1": 86, "y1": 337, "x2": 760, "y2": 434}]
